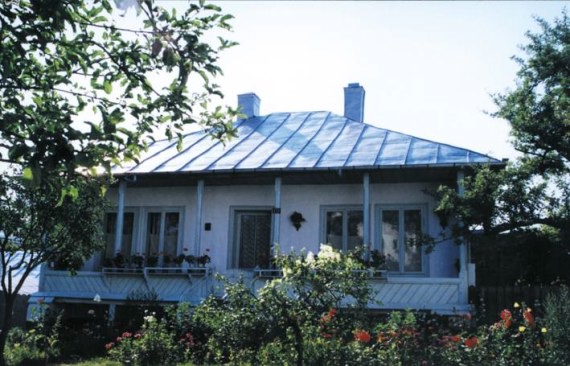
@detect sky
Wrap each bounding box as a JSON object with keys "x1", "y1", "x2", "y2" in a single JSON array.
[{"x1": 171, "y1": 0, "x2": 568, "y2": 162}]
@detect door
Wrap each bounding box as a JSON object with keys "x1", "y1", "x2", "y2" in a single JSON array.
[{"x1": 235, "y1": 210, "x2": 271, "y2": 269}]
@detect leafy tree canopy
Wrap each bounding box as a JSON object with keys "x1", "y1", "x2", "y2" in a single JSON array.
[
  {"x1": 0, "y1": 0, "x2": 238, "y2": 185},
  {"x1": 433, "y1": 10, "x2": 569, "y2": 248}
]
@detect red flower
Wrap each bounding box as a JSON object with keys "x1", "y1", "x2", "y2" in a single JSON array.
[
  {"x1": 500, "y1": 309, "x2": 512, "y2": 321},
  {"x1": 322, "y1": 332, "x2": 333, "y2": 339},
  {"x1": 450, "y1": 335, "x2": 461, "y2": 343},
  {"x1": 523, "y1": 308, "x2": 534, "y2": 326},
  {"x1": 105, "y1": 342, "x2": 114, "y2": 350},
  {"x1": 354, "y1": 329, "x2": 371, "y2": 343},
  {"x1": 500, "y1": 309, "x2": 512, "y2": 329},
  {"x1": 464, "y1": 336, "x2": 478, "y2": 348}
]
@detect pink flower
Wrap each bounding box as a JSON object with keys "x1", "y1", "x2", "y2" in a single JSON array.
[
  {"x1": 122, "y1": 332, "x2": 132, "y2": 338},
  {"x1": 105, "y1": 342, "x2": 114, "y2": 350}
]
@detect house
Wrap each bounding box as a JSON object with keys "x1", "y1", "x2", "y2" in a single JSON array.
[{"x1": 31, "y1": 83, "x2": 504, "y2": 318}]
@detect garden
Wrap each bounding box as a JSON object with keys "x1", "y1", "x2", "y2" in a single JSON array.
[{"x1": 3, "y1": 245, "x2": 570, "y2": 366}]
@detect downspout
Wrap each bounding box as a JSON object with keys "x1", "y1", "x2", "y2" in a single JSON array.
[
  {"x1": 272, "y1": 176, "x2": 282, "y2": 253},
  {"x1": 363, "y1": 172, "x2": 370, "y2": 252},
  {"x1": 457, "y1": 170, "x2": 468, "y2": 304},
  {"x1": 195, "y1": 180, "x2": 204, "y2": 255},
  {"x1": 113, "y1": 180, "x2": 127, "y2": 255}
]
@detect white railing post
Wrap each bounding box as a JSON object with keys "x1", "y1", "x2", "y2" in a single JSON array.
[
  {"x1": 113, "y1": 180, "x2": 127, "y2": 255},
  {"x1": 195, "y1": 180, "x2": 204, "y2": 255},
  {"x1": 272, "y1": 176, "x2": 282, "y2": 252}
]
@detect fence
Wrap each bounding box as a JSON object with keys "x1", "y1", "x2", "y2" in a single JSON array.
[{"x1": 470, "y1": 286, "x2": 560, "y2": 324}]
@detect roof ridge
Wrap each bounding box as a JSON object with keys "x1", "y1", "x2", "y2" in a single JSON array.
[
  {"x1": 233, "y1": 113, "x2": 293, "y2": 168},
  {"x1": 314, "y1": 116, "x2": 351, "y2": 167},
  {"x1": 202, "y1": 115, "x2": 272, "y2": 171},
  {"x1": 288, "y1": 112, "x2": 332, "y2": 168}
]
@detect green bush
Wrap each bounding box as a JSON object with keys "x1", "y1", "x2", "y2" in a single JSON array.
[
  {"x1": 106, "y1": 313, "x2": 181, "y2": 366},
  {"x1": 544, "y1": 285, "x2": 570, "y2": 365}
]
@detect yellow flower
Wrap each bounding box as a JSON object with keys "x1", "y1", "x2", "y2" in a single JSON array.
[
  {"x1": 519, "y1": 326, "x2": 526, "y2": 333},
  {"x1": 541, "y1": 327, "x2": 547, "y2": 334},
  {"x1": 513, "y1": 302, "x2": 521, "y2": 308}
]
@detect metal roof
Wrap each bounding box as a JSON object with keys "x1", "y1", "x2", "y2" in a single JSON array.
[{"x1": 114, "y1": 111, "x2": 500, "y2": 175}]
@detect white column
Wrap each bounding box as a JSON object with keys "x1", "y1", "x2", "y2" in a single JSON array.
[
  {"x1": 457, "y1": 169, "x2": 469, "y2": 303},
  {"x1": 195, "y1": 180, "x2": 204, "y2": 255},
  {"x1": 272, "y1": 176, "x2": 282, "y2": 249},
  {"x1": 363, "y1": 172, "x2": 370, "y2": 249},
  {"x1": 113, "y1": 180, "x2": 127, "y2": 255}
]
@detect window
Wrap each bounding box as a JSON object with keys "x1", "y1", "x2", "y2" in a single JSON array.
[
  {"x1": 232, "y1": 210, "x2": 272, "y2": 269},
  {"x1": 378, "y1": 206, "x2": 425, "y2": 273},
  {"x1": 144, "y1": 209, "x2": 182, "y2": 265},
  {"x1": 104, "y1": 211, "x2": 136, "y2": 261},
  {"x1": 321, "y1": 207, "x2": 363, "y2": 251}
]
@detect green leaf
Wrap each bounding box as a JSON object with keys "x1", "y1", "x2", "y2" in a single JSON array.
[
  {"x1": 22, "y1": 167, "x2": 33, "y2": 181},
  {"x1": 103, "y1": 80, "x2": 112, "y2": 94}
]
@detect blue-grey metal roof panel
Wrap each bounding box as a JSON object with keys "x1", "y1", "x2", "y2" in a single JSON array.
[{"x1": 113, "y1": 111, "x2": 500, "y2": 175}]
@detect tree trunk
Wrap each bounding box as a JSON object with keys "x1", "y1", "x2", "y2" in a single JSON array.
[
  {"x1": 292, "y1": 322, "x2": 304, "y2": 366},
  {"x1": 0, "y1": 292, "x2": 15, "y2": 366}
]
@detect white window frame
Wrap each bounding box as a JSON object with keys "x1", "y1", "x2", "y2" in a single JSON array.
[
  {"x1": 103, "y1": 208, "x2": 140, "y2": 259},
  {"x1": 320, "y1": 205, "x2": 364, "y2": 252},
  {"x1": 139, "y1": 207, "x2": 185, "y2": 265},
  {"x1": 375, "y1": 204, "x2": 428, "y2": 275}
]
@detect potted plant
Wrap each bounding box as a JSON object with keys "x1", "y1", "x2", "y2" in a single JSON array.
[
  {"x1": 131, "y1": 253, "x2": 144, "y2": 269},
  {"x1": 113, "y1": 252, "x2": 125, "y2": 269},
  {"x1": 146, "y1": 253, "x2": 158, "y2": 267}
]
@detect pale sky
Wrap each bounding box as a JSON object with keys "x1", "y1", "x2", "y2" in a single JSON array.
[{"x1": 192, "y1": 1, "x2": 568, "y2": 162}]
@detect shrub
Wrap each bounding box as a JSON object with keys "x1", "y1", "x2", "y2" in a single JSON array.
[
  {"x1": 544, "y1": 285, "x2": 570, "y2": 365},
  {"x1": 106, "y1": 314, "x2": 181, "y2": 366}
]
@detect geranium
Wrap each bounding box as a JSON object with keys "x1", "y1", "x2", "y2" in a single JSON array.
[
  {"x1": 122, "y1": 331, "x2": 132, "y2": 338},
  {"x1": 523, "y1": 308, "x2": 534, "y2": 326},
  {"x1": 464, "y1": 336, "x2": 478, "y2": 348},
  {"x1": 105, "y1": 342, "x2": 114, "y2": 350},
  {"x1": 500, "y1": 309, "x2": 512, "y2": 328},
  {"x1": 354, "y1": 329, "x2": 371, "y2": 343}
]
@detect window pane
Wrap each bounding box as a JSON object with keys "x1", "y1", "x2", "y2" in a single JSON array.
[
  {"x1": 164, "y1": 212, "x2": 179, "y2": 258},
  {"x1": 146, "y1": 212, "x2": 161, "y2": 258},
  {"x1": 404, "y1": 210, "x2": 422, "y2": 272},
  {"x1": 104, "y1": 212, "x2": 134, "y2": 260},
  {"x1": 326, "y1": 211, "x2": 343, "y2": 251},
  {"x1": 382, "y1": 210, "x2": 400, "y2": 271},
  {"x1": 347, "y1": 210, "x2": 363, "y2": 251}
]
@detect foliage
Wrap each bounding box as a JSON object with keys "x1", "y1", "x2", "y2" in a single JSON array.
[
  {"x1": 0, "y1": 173, "x2": 108, "y2": 364},
  {"x1": 4, "y1": 306, "x2": 62, "y2": 366},
  {"x1": 0, "y1": 0, "x2": 238, "y2": 186},
  {"x1": 431, "y1": 10, "x2": 570, "y2": 257},
  {"x1": 106, "y1": 314, "x2": 181, "y2": 366},
  {"x1": 543, "y1": 285, "x2": 570, "y2": 365}
]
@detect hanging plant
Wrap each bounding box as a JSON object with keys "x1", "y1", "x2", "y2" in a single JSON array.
[{"x1": 290, "y1": 211, "x2": 306, "y2": 231}]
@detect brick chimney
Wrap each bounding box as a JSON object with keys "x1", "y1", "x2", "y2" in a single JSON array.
[
  {"x1": 343, "y1": 83, "x2": 365, "y2": 122},
  {"x1": 237, "y1": 92, "x2": 260, "y2": 118}
]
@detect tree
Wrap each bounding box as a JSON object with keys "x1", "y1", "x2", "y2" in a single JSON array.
[
  {"x1": 0, "y1": 0, "x2": 237, "y2": 184},
  {"x1": 0, "y1": 0, "x2": 237, "y2": 363},
  {"x1": 433, "y1": 11, "x2": 569, "y2": 259},
  {"x1": 0, "y1": 173, "x2": 108, "y2": 364}
]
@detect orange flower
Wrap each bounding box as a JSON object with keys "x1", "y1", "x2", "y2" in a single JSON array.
[
  {"x1": 464, "y1": 336, "x2": 478, "y2": 348},
  {"x1": 354, "y1": 329, "x2": 371, "y2": 343},
  {"x1": 523, "y1": 308, "x2": 534, "y2": 326}
]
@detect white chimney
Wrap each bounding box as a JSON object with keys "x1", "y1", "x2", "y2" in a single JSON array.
[
  {"x1": 343, "y1": 83, "x2": 365, "y2": 122},
  {"x1": 237, "y1": 92, "x2": 260, "y2": 118}
]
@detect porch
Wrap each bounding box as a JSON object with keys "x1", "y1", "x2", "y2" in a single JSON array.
[{"x1": 36, "y1": 269, "x2": 470, "y2": 315}]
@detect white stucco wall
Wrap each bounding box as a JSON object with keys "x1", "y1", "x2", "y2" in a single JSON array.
[{"x1": 96, "y1": 181, "x2": 460, "y2": 278}]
